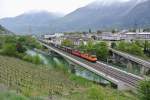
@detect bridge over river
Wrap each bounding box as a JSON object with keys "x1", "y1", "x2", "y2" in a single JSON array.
[
  {"x1": 109, "y1": 48, "x2": 150, "y2": 75},
  {"x1": 39, "y1": 41, "x2": 143, "y2": 90}
]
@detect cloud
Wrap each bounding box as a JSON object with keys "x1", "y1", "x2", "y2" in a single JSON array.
[
  {"x1": 0, "y1": 0, "x2": 95, "y2": 18},
  {"x1": 0, "y1": 0, "x2": 132, "y2": 18}
]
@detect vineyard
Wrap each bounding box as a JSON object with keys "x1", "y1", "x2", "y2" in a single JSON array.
[
  {"x1": 0, "y1": 55, "x2": 139, "y2": 100},
  {"x1": 0, "y1": 55, "x2": 78, "y2": 98}
]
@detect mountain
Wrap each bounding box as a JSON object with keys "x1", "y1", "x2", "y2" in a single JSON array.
[
  {"x1": 53, "y1": 0, "x2": 148, "y2": 32},
  {"x1": 0, "y1": 11, "x2": 63, "y2": 34},
  {"x1": 0, "y1": 0, "x2": 150, "y2": 34},
  {"x1": 122, "y1": 0, "x2": 150, "y2": 28},
  {"x1": 0, "y1": 25, "x2": 13, "y2": 34}
]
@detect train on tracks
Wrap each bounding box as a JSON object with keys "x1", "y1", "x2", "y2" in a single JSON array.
[{"x1": 41, "y1": 41, "x2": 97, "y2": 62}]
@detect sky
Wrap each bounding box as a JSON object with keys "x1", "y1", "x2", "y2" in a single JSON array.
[{"x1": 0, "y1": 0, "x2": 130, "y2": 19}]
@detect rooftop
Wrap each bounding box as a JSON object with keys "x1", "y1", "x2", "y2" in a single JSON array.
[{"x1": 125, "y1": 32, "x2": 150, "y2": 35}]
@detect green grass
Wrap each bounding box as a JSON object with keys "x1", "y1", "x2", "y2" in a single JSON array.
[
  {"x1": 0, "y1": 91, "x2": 28, "y2": 100},
  {"x1": 0, "y1": 55, "x2": 139, "y2": 100}
]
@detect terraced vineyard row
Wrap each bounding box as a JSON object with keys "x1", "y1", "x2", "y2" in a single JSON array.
[{"x1": 0, "y1": 55, "x2": 74, "y2": 97}]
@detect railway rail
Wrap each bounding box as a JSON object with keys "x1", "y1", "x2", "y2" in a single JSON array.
[{"x1": 40, "y1": 40, "x2": 143, "y2": 88}]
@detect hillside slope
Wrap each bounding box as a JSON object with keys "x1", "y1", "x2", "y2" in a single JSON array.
[
  {"x1": 122, "y1": 0, "x2": 150, "y2": 27},
  {"x1": 0, "y1": 55, "x2": 138, "y2": 100},
  {"x1": 0, "y1": 25, "x2": 13, "y2": 34},
  {"x1": 0, "y1": 11, "x2": 63, "y2": 34}
]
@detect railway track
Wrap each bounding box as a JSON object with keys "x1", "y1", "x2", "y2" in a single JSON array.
[
  {"x1": 41, "y1": 42, "x2": 143, "y2": 87},
  {"x1": 69, "y1": 53, "x2": 142, "y2": 87}
]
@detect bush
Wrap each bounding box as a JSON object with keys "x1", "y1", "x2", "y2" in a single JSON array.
[
  {"x1": 22, "y1": 36, "x2": 42, "y2": 49},
  {"x1": 61, "y1": 39, "x2": 73, "y2": 47},
  {"x1": 69, "y1": 74, "x2": 92, "y2": 86},
  {"x1": 138, "y1": 79, "x2": 150, "y2": 100},
  {"x1": 32, "y1": 55, "x2": 42, "y2": 64},
  {"x1": 23, "y1": 55, "x2": 33, "y2": 62},
  {"x1": 0, "y1": 35, "x2": 43, "y2": 65},
  {"x1": 23, "y1": 54, "x2": 42, "y2": 64},
  {"x1": 87, "y1": 86, "x2": 105, "y2": 100},
  {"x1": 1, "y1": 43, "x2": 17, "y2": 56}
]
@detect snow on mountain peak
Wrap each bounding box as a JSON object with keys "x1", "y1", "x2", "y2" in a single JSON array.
[
  {"x1": 93, "y1": 0, "x2": 130, "y2": 6},
  {"x1": 86, "y1": 0, "x2": 146, "y2": 9}
]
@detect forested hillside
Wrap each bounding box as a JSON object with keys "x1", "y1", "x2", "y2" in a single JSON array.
[{"x1": 0, "y1": 25, "x2": 13, "y2": 34}]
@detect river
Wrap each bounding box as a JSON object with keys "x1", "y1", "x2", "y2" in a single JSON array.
[{"x1": 26, "y1": 49, "x2": 111, "y2": 85}]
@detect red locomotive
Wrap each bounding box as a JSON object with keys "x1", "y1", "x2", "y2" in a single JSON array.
[
  {"x1": 42, "y1": 41, "x2": 97, "y2": 62},
  {"x1": 56, "y1": 44, "x2": 97, "y2": 62}
]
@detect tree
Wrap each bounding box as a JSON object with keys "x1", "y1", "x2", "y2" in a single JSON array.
[
  {"x1": 117, "y1": 41, "x2": 128, "y2": 51},
  {"x1": 91, "y1": 35, "x2": 97, "y2": 40},
  {"x1": 112, "y1": 29, "x2": 116, "y2": 33},
  {"x1": 129, "y1": 28, "x2": 136, "y2": 32},
  {"x1": 89, "y1": 28, "x2": 92, "y2": 33},
  {"x1": 61, "y1": 39, "x2": 73, "y2": 47},
  {"x1": 135, "y1": 40, "x2": 143, "y2": 48},
  {"x1": 86, "y1": 40, "x2": 95, "y2": 54},
  {"x1": 138, "y1": 79, "x2": 150, "y2": 100},
  {"x1": 129, "y1": 43, "x2": 144, "y2": 56},
  {"x1": 111, "y1": 42, "x2": 117, "y2": 48},
  {"x1": 17, "y1": 36, "x2": 26, "y2": 45},
  {"x1": 94, "y1": 42, "x2": 109, "y2": 61},
  {"x1": 78, "y1": 41, "x2": 86, "y2": 51},
  {"x1": 144, "y1": 41, "x2": 150, "y2": 56},
  {"x1": 97, "y1": 30, "x2": 102, "y2": 34},
  {"x1": 16, "y1": 43, "x2": 26, "y2": 53},
  {"x1": 0, "y1": 41, "x2": 2, "y2": 49},
  {"x1": 25, "y1": 36, "x2": 42, "y2": 49},
  {"x1": 143, "y1": 28, "x2": 150, "y2": 32},
  {"x1": 117, "y1": 41, "x2": 144, "y2": 56}
]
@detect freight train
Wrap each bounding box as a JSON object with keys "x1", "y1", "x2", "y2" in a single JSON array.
[{"x1": 41, "y1": 40, "x2": 97, "y2": 62}]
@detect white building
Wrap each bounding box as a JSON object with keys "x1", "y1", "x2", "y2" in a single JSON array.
[
  {"x1": 44, "y1": 34, "x2": 55, "y2": 39},
  {"x1": 54, "y1": 33, "x2": 64, "y2": 38},
  {"x1": 122, "y1": 32, "x2": 150, "y2": 40},
  {"x1": 96, "y1": 33, "x2": 121, "y2": 41},
  {"x1": 43, "y1": 33, "x2": 64, "y2": 45},
  {"x1": 44, "y1": 33, "x2": 64, "y2": 39}
]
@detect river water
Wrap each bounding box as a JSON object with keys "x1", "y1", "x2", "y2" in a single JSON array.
[{"x1": 26, "y1": 50, "x2": 110, "y2": 85}]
